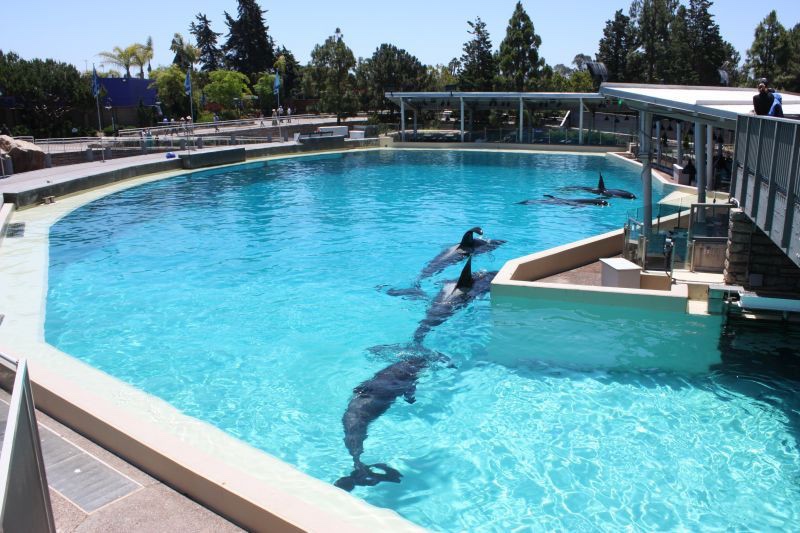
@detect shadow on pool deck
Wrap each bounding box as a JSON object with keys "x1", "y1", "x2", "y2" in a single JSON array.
[{"x1": 0, "y1": 388, "x2": 242, "y2": 532}]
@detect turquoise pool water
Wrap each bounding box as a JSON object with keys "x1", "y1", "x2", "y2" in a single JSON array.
[{"x1": 45, "y1": 150, "x2": 800, "y2": 530}]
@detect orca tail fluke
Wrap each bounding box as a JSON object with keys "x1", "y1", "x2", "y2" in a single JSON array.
[{"x1": 334, "y1": 463, "x2": 403, "y2": 492}]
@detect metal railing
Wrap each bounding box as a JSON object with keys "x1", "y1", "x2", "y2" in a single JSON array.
[
  {"x1": 730, "y1": 114, "x2": 800, "y2": 267},
  {"x1": 0, "y1": 354, "x2": 56, "y2": 532},
  {"x1": 117, "y1": 113, "x2": 336, "y2": 138}
]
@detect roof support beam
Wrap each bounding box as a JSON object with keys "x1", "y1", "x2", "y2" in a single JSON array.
[{"x1": 639, "y1": 111, "x2": 654, "y2": 238}]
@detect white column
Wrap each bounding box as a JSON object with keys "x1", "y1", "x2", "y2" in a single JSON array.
[
  {"x1": 639, "y1": 111, "x2": 654, "y2": 237},
  {"x1": 400, "y1": 99, "x2": 406, "y2": 142},
  {"x1": 460, "y1": 97, "x2": 465, "y2": 142},
  {"x1": 694, "y1": 121, "x2": 706, "y2": 203},
  {"x1": 579, "y1": 98, "x2": 584, "y2": 145},
  {"x1": 706, "y1": 126, "x2": 714, "y2": 193},
  {"x1": 676, "y1": 122, "x2": 683, "y2": 164},
  {"x1": 518, "y1": 97, "x2": 523, "y2": 143}
]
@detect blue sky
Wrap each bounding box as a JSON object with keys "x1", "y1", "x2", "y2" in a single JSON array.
[{"x1": 3, "y1": 1, "x2": 799, "y2": 73}]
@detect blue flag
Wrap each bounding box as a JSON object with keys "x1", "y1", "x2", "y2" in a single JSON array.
[
  {"x1": 273, "y1": 73, "x2": 281, "y2": 95},
  {"x1": 91, "y1": 65, "x2": 100, "y2": 98},
  {"x1": 184, "y1": 68, "x2": 192, "y2": 97}
]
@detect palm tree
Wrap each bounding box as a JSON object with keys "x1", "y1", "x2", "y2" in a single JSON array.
[
  {"x1": 146, "y1": 36, "x2": 154, "y2": 76},
  {"x1": 131, "y1": 41, "x2": 154, "y2": 79},
  {"x1": 98, "y1": 45, "x2": 138, "y2": 78},
  {"x1": 170, "y1": 33, "x2": 199, "y2": 70}
]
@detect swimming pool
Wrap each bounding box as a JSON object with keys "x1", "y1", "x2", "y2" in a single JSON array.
[{"x1": 44, "y1": 150, "x2": 800, "y2": 530}]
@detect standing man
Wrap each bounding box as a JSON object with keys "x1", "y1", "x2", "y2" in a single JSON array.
[{"x1": 753, "y1": 78, "x2": 775, "y2": 115}]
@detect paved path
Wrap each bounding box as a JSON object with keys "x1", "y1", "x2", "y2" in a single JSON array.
[{"x1": 0, "y1": 388, "x2": 242, "y2": 532}]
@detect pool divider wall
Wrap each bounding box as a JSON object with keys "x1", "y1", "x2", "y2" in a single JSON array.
[{"x1": 491, "y1": 218, "x2": 690, "y2": 313}]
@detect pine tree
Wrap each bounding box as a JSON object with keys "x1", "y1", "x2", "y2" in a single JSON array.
[
  {"x1": 355, "y1": 44, "x2": 428, "y2": 113},
  {"x1": 190, "y1": 13, "x2": 224, "y2": 72},
  {"x1": 745, "y1": 10, "x2": 788, "y2": 85},
  {"x1": 223, "y1": 0, "x2": 275, "y2": 80},
  {"x1": 666, "y1": 5, "x2": 696, "y2": 84},
  {"x1": 596, "y1": 9, "x2": 635, "y2": 82},
  {"x1": 459, "y1": 17, "x2": 497, "y2": 91},
  {"x1": 497, "y1": 2, "x2": 543, "y2": 91},
  {"x1": 628, "y1": 0, "x2": 679, "y2": 83},
  {"x1": 685, "y1": 0, "x2": 728, "y2": 85},
  {"x1": 307, "y1": 28, "x2": 357, "y2": 124}
]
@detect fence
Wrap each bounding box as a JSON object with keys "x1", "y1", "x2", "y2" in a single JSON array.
[{"x1": 730, "y1": 114, "x2": 800, "y2": 267}]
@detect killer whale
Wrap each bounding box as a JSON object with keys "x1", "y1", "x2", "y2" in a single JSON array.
[
  {"x1": 560, "y1": 173, "x2": 636, "y2": 199},
  {"x1": 334, "y1": 356, "x2": 428, "y2": 491},
  {"x1": 418, "y1": 227, "x2": 505, "y2": 280},
  {"x1": 411, "y1": 256, "x2": 496, "y2": 343},
  {"x1": 517, "y1": 194, "x2": 609, "y2": 207},
  {"x1": 385, "y1": 227, "x2": 504, "y2": 299}
]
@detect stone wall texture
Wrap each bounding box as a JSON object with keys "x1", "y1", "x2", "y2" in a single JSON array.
[{"x1": 724, "y1": 208, "x2": 800, "y2": 295}]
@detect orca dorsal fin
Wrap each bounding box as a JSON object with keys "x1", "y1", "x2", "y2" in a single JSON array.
[
  {"x1": 458, "y1": 227, "x2": 483, "y2": 249},
  {"x1": 455, "y1": 256, "x2": 474, "y2": 290},
  {"x1": 598, "y1": 173, "x2": 606, "y2": 192}
]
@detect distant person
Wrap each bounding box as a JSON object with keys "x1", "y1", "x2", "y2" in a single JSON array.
[
  {"x1": 768, "y1": 89, "x2": 784, "y2": 117},
  {"x1": 213, "y1": 113, "x2": 220, "y2": 132},
  {"x1": 286, "y1": 106, "x2": 292, "y2": 123},
  {"x1": 684, "y1": 159, "x2": 696, "y2": 185},
  {"x1": 753, "y1": 78, "x2": 774, "y2": 116},
  {"x1": 278, "y1": 105, "x2": 284, "y2": 123}
]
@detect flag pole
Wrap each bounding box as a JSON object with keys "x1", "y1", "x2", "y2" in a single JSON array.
[{"x1": 92, "y1": 64, "x2": 102, "y2": 133}]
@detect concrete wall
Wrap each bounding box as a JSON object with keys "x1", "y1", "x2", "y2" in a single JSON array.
[{"x1": 724, "y1": 208, "x2": 800, "y2": 296}]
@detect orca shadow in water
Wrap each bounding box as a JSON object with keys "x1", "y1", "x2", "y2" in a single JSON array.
[
  {"x1": 560, "y1": 172, "x2": 636, "y2": 199},
  {"x1": 517, "y1": 194, "x2": 609, "y2": 207},
  {"x1": 334, "y1": 356, "x2": 428, "y2": 491},
  {"x1": 383, "y1": 227, "x2": 504, "y2": 299}
]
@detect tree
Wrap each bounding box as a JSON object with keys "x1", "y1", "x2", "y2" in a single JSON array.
[
  {"x1": 776, "y1": 23, "x2": 800, "y2": 91},
  {"x1": 426, "y1": 63, "x2": 459, "y2": 91},
  {"x1": 596, "y1": 9, "x2": 635, "y2": 82},
  {"x1": 355, "y1": 44, "x2": 428, "y2": 113},
  {"x1": 253, "y1": 72, "x2": 277, "y2": 113},
  {"x1": 665, "y1": 5, "x2": 695, "y2": 84},
  {"x1": 685, "y1": 0, "x2": 729, "y2": 85},
  {"x1": 223, "y1": 0, "x2": 275, "y2": 81},
  {"x1": 204, "y1": 70, "x2": 252, "y2": 109},
  {"x1": 572, "y1": 53, "x2": 592, "y2": 71},
  {"x1": 459, "y1": 17, "x2": 497, "y2": 91},
  {"x1": 98, "y1": 45, "x2": 137, "y2": 78},
  {"x1": 150, "y1": 65, "x2": 193, "y2": 118},
  {"x1": 190, "y1": 13, "x2": 224, "y2": 72},
  {"x1": 497, "y1": 2, "x2": 544, "y2": 91},
  {"x1": 628, "y1": 0, "x2": 679, "y2": 83},
  {"x1": 131, "y1": 42, "x2": 153, "y2": 79},
  {"x1": 0, "y1": 51, "x2": 93, "y2": 137},
  {"x1": 307, "y1": 28, "x2": 358, "y2": 123},
  {"x1": 170, "y1": 33, "x2": 199, "y2": 70},
  {"x1": 272, "y1": 47, "x2": 301, "y2": 104},
  {"x1": 745, "y1": 10, "x2": 788, "y2": 85}
]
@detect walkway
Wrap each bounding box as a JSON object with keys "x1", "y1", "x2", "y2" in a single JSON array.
[{"x1": 0, "y1": 387, "x2": 241, "y2": 532}]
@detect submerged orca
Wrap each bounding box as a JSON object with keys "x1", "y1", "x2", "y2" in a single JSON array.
[
  {"x1": 560, "y1": 173, "x2": 636, "y2": 199},
  {"x1": 334, "y1": 356, "x2": 428, "y2": 491},
  {"x1": 385, "y1": 227, "x2": 504, "y2": 299},
  {"x1": 517, "y1": 194, "x2": 609, "y2": 207},
  {"x1": 411, "y1": 256, "x2": 496, "y2": 343}
]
